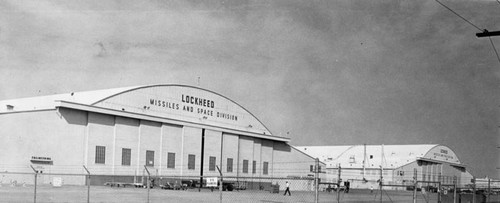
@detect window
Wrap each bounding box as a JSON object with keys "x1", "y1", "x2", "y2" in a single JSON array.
[
  {"x1": 95, "y1": 146, "x2": 105, "y2": 164},
  {"x1": 122, "y1": 148, "x2": 131, "y2": 166},
  {"x1": 209, "y1": 156, "x2": 216, "y2": 171},
  {"x1": 188, "y1": 154, "x2": 196, "y2": 170},
  {"x1": 318, "y1": 166, "x2": 321, "y2": 173},
  {"x1": 167, "y1": 152, "x2": 175, "y2": 169},
  {"x1": 263, "y1": 162, "x2": 269, "y2": 175},
  {"x1": 227, "y1": 158, "x2": 233, "y2": 172},
  {"x1": 252, "y1": 161, "x2": 256, "y2": 174},
  {"x1": 146, "y1": 150, "x2": 154, "y2": 166},
  {"x1": 242, "y1": 160, "x2": 249, "y2": 173},
  {"x1": 310, "y1": 165, "x2": 314, "y2": 172}
]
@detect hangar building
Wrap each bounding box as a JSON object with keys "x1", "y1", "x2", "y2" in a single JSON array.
[
  {"x1": 0, "y1": 84, "x2": 323, "y2": 187},
  {"x1": 296, "y1": 145, "x2": 473, "y2": 189}
]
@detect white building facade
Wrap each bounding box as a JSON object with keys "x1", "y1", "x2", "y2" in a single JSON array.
[
  {"x1": 297, "y1": 145, "x2": 473, "y2": 190},
  {"x1": 0, "y1": 84, "x2": 323, "y2": 188}
]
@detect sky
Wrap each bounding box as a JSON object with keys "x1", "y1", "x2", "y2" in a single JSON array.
[{"x1": 0, "y1": 0, "x2": 499, "y2": 178}]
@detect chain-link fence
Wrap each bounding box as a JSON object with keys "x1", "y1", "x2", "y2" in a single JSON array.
[{"x1": 1, "y1": 166, "x2": 500, "y2": 203}]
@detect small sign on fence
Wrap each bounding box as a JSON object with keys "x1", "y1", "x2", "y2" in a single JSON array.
[
  {"x1": 52, "y1": 177, "x2": 63, "y2": 187},
  {"x1": 206, "y1": 177, "x2": 218, "y2": 187}
]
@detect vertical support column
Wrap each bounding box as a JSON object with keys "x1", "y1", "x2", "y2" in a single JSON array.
[
  {"x1": 180, "y1": 127, "x2": 185, "y2": 177},
  {"x1": 112, "y1": 118, "x2": 116, "y2": 175},
  {"x1": 84, "y1": 114, "x2": 90, "y2": 167},
  {"x1": 137, "y1": 123, "x2": 142, "y2": 180},
  {"x1": 200, "y1": 129, "x2": 205, "y2": 192},
  {"x1": 159, "y1": 124, "x2": 164, "y2": 176}
]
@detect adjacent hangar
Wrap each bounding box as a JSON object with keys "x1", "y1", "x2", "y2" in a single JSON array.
[
  {"x1": 296, "y1": 145, "x2": 473, "y2": 189},
  {"x1": 0, "y1": 84, "x2": 323, "y2": 186}
]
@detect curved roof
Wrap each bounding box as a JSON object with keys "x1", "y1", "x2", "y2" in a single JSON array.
[
  {"x1": 0, "y1": 84, "x2": 277, "y2": 139},
  {"x1": 0, "y1": 85, "x2": 138, "y2": 111},
  {"x1": 295, "y1": 144, "x2": 462, "y2": 169}
]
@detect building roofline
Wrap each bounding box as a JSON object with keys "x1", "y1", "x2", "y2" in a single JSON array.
[
  {"x1": 1, "y1": 84, "x2": 275, "y2": 136},
  {"x1": 91, "y1": 84, "x2": 274, "y2": 136},
  {"x1": 289, "y1": 145, "x2": 326, "y2": 165}
]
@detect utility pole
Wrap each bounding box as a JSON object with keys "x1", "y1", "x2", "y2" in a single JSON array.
[{"x1": 476, "y1": 30, "x2": 500, "y2": 38}]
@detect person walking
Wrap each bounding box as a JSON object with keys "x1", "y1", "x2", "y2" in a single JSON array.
[{"x1": 283, "y1": 181, "x2": 291, "y2": 196}]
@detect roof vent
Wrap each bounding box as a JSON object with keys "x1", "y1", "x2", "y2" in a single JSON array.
[{"x1": 6, "y1": 105, "x2": 14, "y2": 110}]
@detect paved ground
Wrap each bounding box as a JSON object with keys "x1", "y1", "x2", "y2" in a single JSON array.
[{"x1": 1, "y1": 185, "x2": 498, "y2": 203}]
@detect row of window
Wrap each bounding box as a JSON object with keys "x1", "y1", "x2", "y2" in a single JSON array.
[{"x1": 95, "y1": 146, "x2": 269, "y2": 174}]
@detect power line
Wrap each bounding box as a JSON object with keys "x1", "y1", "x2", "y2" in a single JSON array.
[
  {"x1": 488, "y1": 37, "x2": 500, "y2": 64},
  {"x1": 435, "y1": 0, "x2": 500, "y2": 68},
  {"x1": 434, "y1": 0, "x2": 483, "y2": 31}
]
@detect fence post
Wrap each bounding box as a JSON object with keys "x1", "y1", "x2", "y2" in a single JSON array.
[
  {"x1": 379, "y1": 165, "x2": 383, "y2": 203},
  {"x1": 413, "y1": 168, "x2": 417, "y2": 203},
  {"x1": 83, "y1": 165, "x2": 91, "y2": 203},
  {"x1": 453, "y1": 176, "x2": 457, "y2": 203},
  {"x1": 488, "y1": 178, "x2": 491, "y2": 202},
  {"x1": 144, "y1": 166, "x2": 150, "y2": 203},
  {"x1": 472, "y1": 177, "x2": 476, "y2": 203},
  {"x1": 216, "y1": 165, "x2": 223, "y2": 203},
  {"x1": 438, "y1": 172, "x2": 442, "y2": 203},
  {"x1": 30, "y1": 165, "x2": 38, "y2": 203},
  {"x1": 315, "y1": 158, "x2": 319, "y2": 203},
  {"x1": 337, "y1": 164, "x2": 341, "y2": 203}
]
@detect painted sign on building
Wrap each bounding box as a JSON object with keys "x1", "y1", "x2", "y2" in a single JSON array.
[{"x1": 92, "y1": 85, "x2": 271, "y2": 135}]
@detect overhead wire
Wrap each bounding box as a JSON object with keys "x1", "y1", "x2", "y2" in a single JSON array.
[
  {"x1": 435, "y1": 0, "x2": 500, "y2": 67},
  {"x1": 488, "y1": 36, "x2": 500, "y2": 64},
  {"x1": 434, "y1": 0, "x2": 483, "y2": 32}
]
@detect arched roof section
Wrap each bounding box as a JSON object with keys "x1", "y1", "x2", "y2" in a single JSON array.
[
  {"x1": 296, "y1": 144, "x2": 461, "y2": 169},
  {"x1": 89, "y1": 84, "x2": 273, "y2": 136},
  {"x1": 0, "y1": 84, "x2": 273, "y2": 136},
  {"x1": 422, "y1": 145, "x2": 461, "y2": 165}
]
